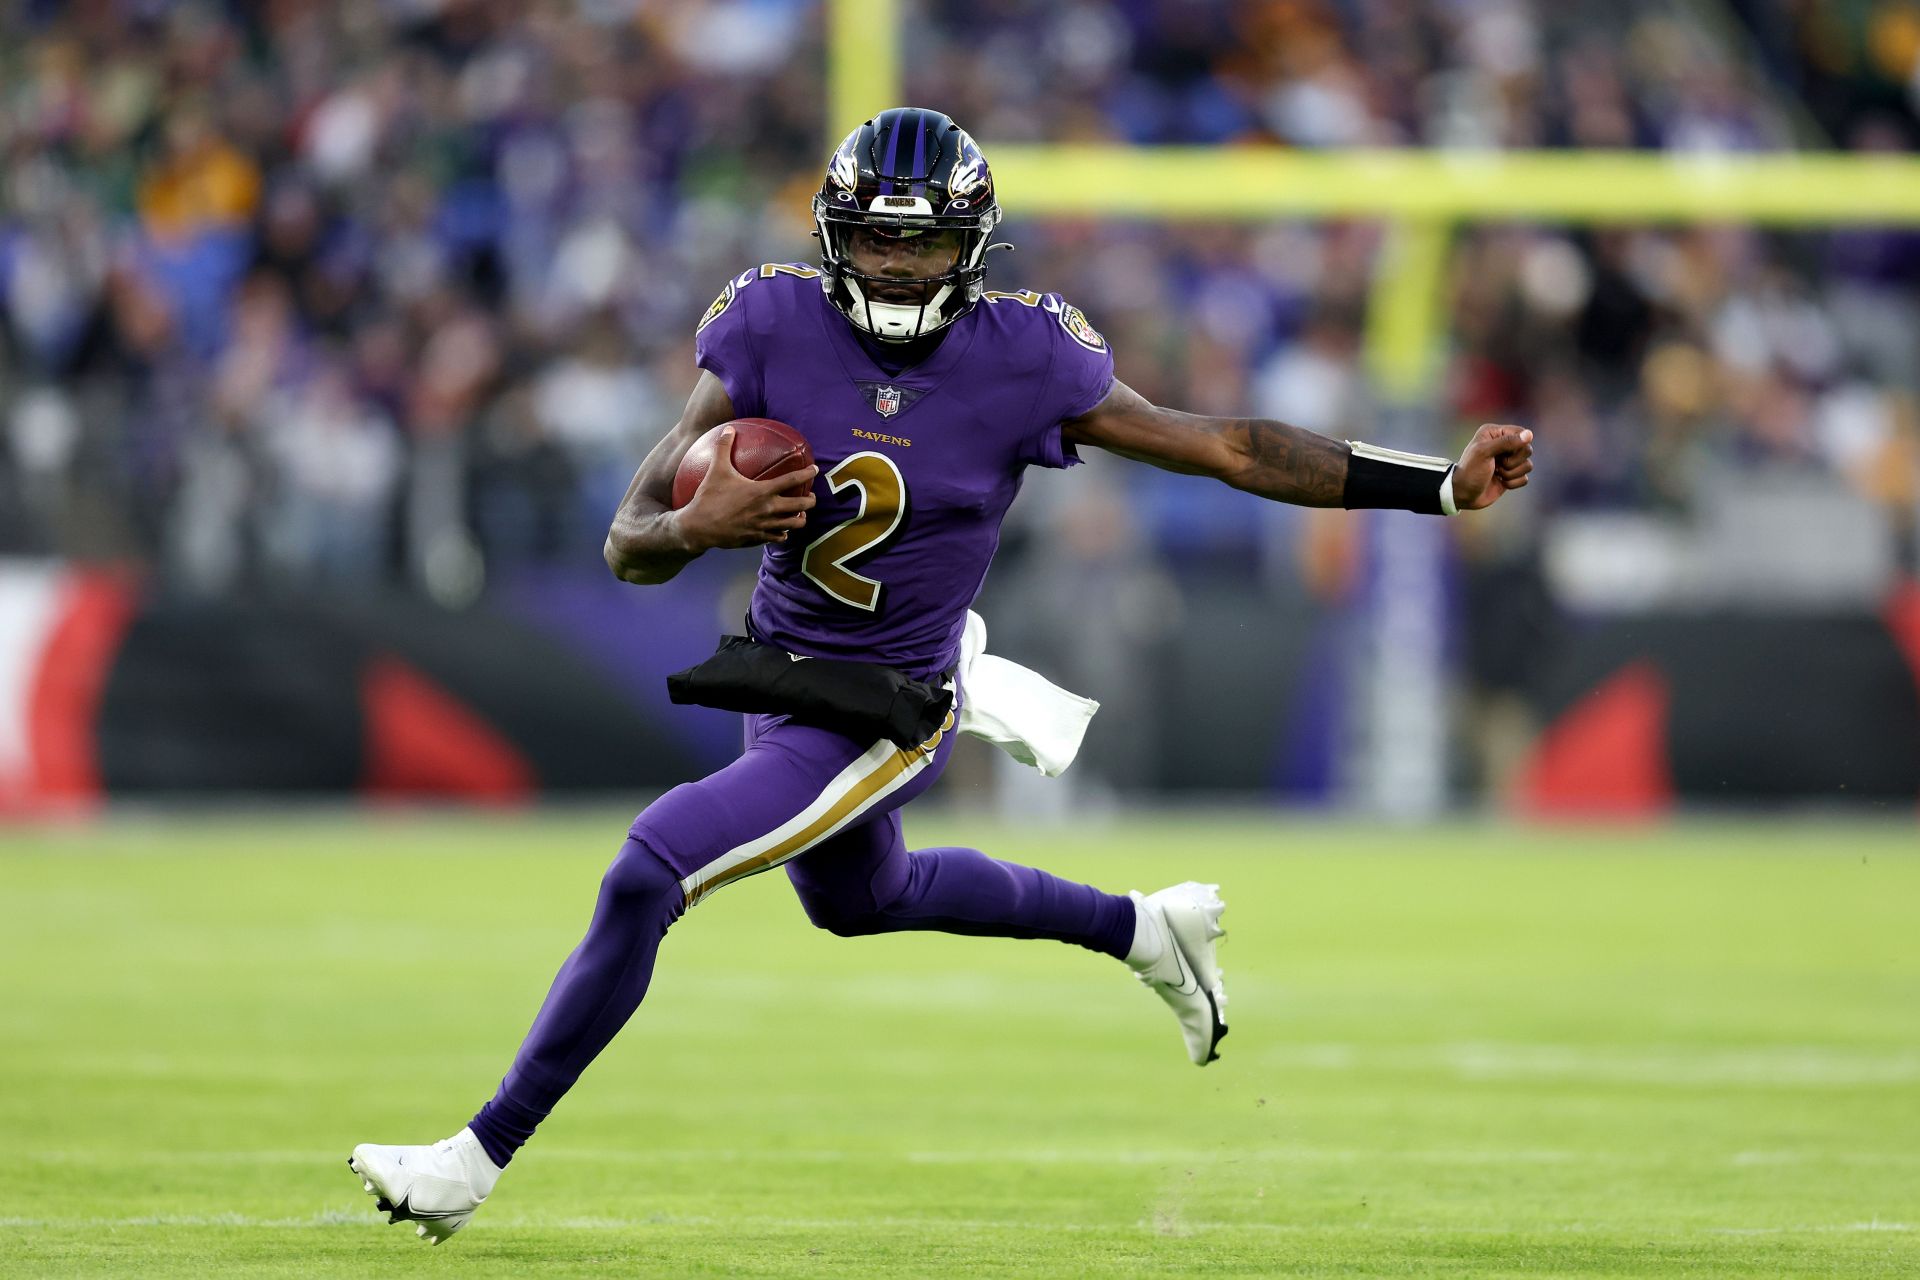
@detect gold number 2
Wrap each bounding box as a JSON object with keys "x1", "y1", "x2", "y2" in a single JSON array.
[{"x1": 802, "y1": 451, "x2": 908, "y2": 612}]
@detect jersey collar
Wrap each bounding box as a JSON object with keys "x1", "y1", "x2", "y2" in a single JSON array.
[{"x1": 814, "y1": 288, "x2": 978, "y2": 412}]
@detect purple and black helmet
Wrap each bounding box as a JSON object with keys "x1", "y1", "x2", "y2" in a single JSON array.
[{"x1": 813, "y1": 107, "x2": 1003, "y2": 342}]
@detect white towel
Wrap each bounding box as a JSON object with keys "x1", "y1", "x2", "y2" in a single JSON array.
[{"x1": 955, "y1": 611, "x2": 1100, "y2": 777}]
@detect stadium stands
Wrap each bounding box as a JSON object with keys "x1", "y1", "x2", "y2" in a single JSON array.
[{"x1": 2, "y1": 1, "x2": 1915, "y2": 590}]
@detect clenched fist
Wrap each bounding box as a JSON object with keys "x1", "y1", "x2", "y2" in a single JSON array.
[{"x1": 1452, "y1": 425, "x2": 1534, "y2": 511}]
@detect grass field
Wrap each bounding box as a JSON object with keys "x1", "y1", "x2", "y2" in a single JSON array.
[{"x1": 1, "y1": 811, "x2": 1916, "y2": 1277}]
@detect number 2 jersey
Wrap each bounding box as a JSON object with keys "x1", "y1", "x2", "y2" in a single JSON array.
[{"x1": 693, "y1": 264, "x2": 1114, "y2": 681}]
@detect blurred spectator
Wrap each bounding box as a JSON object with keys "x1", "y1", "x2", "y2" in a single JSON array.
[
  {"x1": 137, "y1": 100, "x2": 260, "y2": 243},
  {"x1": 533, "y1": 310, "x2": 662, "y2": 545},
  {"x1": 260, "y1": 356, "x2": 402, "y2": 585}
]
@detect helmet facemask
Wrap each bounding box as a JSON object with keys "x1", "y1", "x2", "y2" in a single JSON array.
[{"x1": 813, "y1": 195, "x2": 1002, "y2": 342}]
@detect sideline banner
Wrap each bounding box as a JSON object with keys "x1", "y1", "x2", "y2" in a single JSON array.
[
  {"x1": 0, "y1": 563, "x2": 693, "y2": 811},
  {"x1": 7, "y1": 561, "x2": 1918, "y2": 811},
  {"x1": 1515, "y1": 590, "x2": 1920, "y2": 815},
  {"x1": 0, "y1": 566, "x2": 137, "y2": 811}
]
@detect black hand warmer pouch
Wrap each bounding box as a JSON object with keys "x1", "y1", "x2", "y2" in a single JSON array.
[{"x1": 666, "y1": 636, "x2": 953, "y2": 750}]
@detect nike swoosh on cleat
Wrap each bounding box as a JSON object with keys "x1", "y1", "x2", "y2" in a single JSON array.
[
  {"x1": 1167, "y1": 945, "x2": 1200, "y2": 997},
  {"x1": 390, "y1": 1194, "x2": 467, "y2": 1222}
]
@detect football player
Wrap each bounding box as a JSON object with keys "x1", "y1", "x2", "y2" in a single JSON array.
[{"x1": 349, "y1": 107, "x2": 1533, "y2": 1243}]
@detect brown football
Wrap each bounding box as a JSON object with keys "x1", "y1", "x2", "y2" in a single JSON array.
[{"x1": 671, "y1": 418, "x2": 814, "y2": 510}]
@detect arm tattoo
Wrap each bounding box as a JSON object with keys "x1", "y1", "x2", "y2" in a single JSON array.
[
  {"x1": 1207, "y1": 417, "x2": 1349, "y2": 507},
  {"x1": 1067, "y1": 380, "x2": 1351, "y2": 506}
]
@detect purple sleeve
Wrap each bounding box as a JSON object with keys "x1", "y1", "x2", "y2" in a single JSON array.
[
  {"x1": 693, "y1": 277, "x2": 766, "y2": 418},
  {"x1": 1019, "y1": 296, "x2": 1114, "y2": 470}
]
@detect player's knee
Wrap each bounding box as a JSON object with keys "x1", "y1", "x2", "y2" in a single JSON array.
[
  {"x1": 599, "y1": 836, "x2": 686, "y2": 921},
  {"x1": 791, "y1": 888, "x2": 884, "y2": 938},
  {"x1": 821, "y1": 911, "x2": 887, "y2": 938}
]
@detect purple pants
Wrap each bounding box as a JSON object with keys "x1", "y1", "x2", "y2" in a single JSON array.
[
  {"x1": 469, "y1": 710, "x2": 1136, "y2": 1166},
  {"x1": 636, "y1": 708, "x2": 964, "y2": 906}
]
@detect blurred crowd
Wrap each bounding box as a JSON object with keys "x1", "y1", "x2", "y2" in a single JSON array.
[
  {"x1": 927, "y1": 0, "x2": 1920, "y2": 564},
  {"x1": 0, "y1": 0, "x2": 821, "y2": 599},
  {"x1": 920, "y1": 0, "x2": 1920, "y2": 151},
  {"x1": 1005, "y1": 215, "x2": 1920, "y2": 562},
  {"x1": 2, "y1": 0, "x2": 1919, "y2": 607}
]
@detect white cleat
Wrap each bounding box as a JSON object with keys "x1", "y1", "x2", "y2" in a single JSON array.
[
  {"x1": 1129, "y1": 882, "x2": 1228, "y2": 1065},
  {"x1": 347, "y1": 1127, "x2": 502, "y2": 1245}
]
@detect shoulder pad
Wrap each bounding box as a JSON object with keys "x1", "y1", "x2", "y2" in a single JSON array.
[
  {"x1": 697, "y1": 263, "x2": 824, "y2": 334},
  {"x1": 752, "y1": 262, "x2": 822, "y2": 282},
  {"x1": 987, "y1": 290, "x2": 1107, "y2": 352}
]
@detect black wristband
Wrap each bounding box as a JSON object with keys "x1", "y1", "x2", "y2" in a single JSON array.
[{"x1": 1341, "y1": 442, "x2": 1452, "y2": 515}]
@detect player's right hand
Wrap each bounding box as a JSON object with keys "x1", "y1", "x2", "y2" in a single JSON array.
[{"x1": 674, "y1": 424, "x2": 818, "y2": 549}]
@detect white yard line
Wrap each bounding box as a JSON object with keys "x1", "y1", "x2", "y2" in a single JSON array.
[
  {"x1": 37, "y1": 1043, "x2": 1920, "y2": 1088},
  {"x1": 0, "y1": 1213, "x2": 1909, "y2": 1235},
  {"x1": 1255, "y1": 1042, "x2": 1920, "y2": 1087},
  {"x1": 22, "y1": 1146, "x2": 1920, "y2": 1168}
]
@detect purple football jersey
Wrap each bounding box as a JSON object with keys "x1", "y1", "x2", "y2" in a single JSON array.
[{"x1": 693, "y1": 264, "x2": 1113, "y2": 679}]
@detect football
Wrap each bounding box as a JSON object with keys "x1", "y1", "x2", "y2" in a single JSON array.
[{"x1": 671, "y1": 418, "x2": 814, "y2": 509}]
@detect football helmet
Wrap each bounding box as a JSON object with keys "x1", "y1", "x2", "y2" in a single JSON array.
[{"x1": 813, "y1": 107, "x2": 1003, "y2": 342}]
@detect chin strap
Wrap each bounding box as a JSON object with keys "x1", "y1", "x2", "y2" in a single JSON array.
[{"x1": 846, "y1": 276, "x2": 961, "y2": 342}]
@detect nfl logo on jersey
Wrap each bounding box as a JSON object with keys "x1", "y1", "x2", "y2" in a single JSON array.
[{"x1": 874, "y1": 385, "x2": 902, "y2": 417}]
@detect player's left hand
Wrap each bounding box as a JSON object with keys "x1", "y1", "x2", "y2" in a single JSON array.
[{"x1": 1451, "y1": 424, "x2": 1534, "y2": 511}]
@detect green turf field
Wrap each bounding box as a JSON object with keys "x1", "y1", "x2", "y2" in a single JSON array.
[{"x1": 1, "y1": 812, "x2": 1915, "y2": 1277}]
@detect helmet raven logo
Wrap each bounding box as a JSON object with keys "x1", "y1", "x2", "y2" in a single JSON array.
[
  {"x1": 830, "y1": 148, "x2": 859, "y2": 192},
  {"x1": 948, "y1": 157, "x2": 985, "y2": 199}
]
